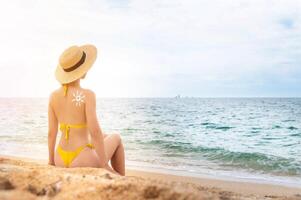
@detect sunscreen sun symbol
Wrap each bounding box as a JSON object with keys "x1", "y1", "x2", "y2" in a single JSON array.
[{"x1": 72, "y1": 90, "x2": 85, "y2": 106}]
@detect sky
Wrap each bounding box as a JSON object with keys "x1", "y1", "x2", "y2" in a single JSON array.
[{"x1": 0, "y1": 0, "x2": 300, "y2": 97}]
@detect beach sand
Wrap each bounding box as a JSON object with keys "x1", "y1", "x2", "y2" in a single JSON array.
[{"x1": 0, "y1": 156, "x2": 300, "y2": 200}]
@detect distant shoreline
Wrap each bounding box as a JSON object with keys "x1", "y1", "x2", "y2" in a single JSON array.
[{"x1": 0, "y1": 97, "x2": 301, "y2": 99}]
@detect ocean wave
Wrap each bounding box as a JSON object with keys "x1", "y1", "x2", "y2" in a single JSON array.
[
  {"x1": 290, "y1": 133, "x2": 301, "y2": 137},
  {"x1": 206, "y1": 150, "x2": 301, "y2": 176},
  {"x1": 288, "y1": 126, "x2": 298, "y2": 130},
  {"x1": 139, "y1": 139, "x2": 301, "y2": 176},
  {"x1": 201, "y1": 122, "x2": 233, "y2": 130}
]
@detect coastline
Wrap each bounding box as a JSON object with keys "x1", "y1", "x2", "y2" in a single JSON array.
[
  {"x1": 126, "y1": 162, "x2": 301, "y2": 189},
  {"x1": 0, "y1": 155, "x2": 300, "y2": 200}
]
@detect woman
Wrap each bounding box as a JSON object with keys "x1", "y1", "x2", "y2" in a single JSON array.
[{"x1": 48, "y1": 44, "x2": 125, "y2": 176}]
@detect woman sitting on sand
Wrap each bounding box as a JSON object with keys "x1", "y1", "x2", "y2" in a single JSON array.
[{"x1": 48, "y1": 44, "x2": 125, "y2": 176}]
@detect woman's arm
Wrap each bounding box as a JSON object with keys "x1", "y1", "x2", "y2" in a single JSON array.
[
  {"x1": 85, "y1": 91, "x2": 118, "y2": 174},
  {"x1": 48, "y1": 94, "x2": 58, "y2": 165},
  {"x1": 85, "y1": 90, "x2": 108, "y2": 167}
]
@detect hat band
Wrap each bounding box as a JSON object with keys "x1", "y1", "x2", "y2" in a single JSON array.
[{"x1": 63, "y1": 51, "x2": 86, "y2": 72}]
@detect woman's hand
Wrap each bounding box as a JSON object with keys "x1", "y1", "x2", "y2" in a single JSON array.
[
  {"x1": 48, "y1": 160, "x2": 55, "y2": 166},
  {"x1": 48, "y1": 93, "x2": 58, "y2": 167}
]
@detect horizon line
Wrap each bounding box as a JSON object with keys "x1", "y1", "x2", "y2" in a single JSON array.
[{"x1": 0, "y1": 96, "x2": 301, "y2": 99}]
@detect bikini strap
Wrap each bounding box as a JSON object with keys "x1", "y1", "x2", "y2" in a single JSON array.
[
  {"x1": 63, "y1": 84, "x2": 68, "y2": 96},
  {"x1": 59, "y1": 123, "x2": 87, "y2": 140}
]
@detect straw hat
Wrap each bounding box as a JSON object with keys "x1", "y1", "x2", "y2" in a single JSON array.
[{"x1": 55, "y1": 44, "x2": 97, "y2": 84}]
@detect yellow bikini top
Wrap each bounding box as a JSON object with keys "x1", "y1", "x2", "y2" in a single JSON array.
[
  {"x1": 60, "y1": 84, "x2": 87, "y2": 140},
  {"x1": 60, "y1": 123, "x2": 87, "y2": 140}
]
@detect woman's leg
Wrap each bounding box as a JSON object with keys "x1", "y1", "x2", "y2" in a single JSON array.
[
  {"x1": 68, "y1": 147, "x2": 119, "y2": 175},
  {"x1": 103, "y1": 133, "x2": 125, "y2": 176}
]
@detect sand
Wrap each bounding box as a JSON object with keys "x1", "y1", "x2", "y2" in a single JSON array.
[{"x1": 0, "y1": 156, "x2": 300, "y2": 200}]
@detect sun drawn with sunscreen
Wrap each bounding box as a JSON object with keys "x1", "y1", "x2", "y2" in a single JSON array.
[{"x1": 72, "y1": 90, "x2": 85, "y2": 106}]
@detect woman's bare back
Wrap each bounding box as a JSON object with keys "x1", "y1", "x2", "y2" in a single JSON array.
[
  {"x1": 49, "y1": 85, "x2": 102, "y2": 167},
  {"x1": 51, "y1": 86, "x2": 89, "y2": 146}
]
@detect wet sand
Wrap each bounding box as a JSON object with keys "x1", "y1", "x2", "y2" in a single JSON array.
[{"x1": 0, "y1": 155, "x2": 300, "y2": 200}]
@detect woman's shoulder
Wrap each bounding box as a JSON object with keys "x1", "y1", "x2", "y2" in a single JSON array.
[
  {"x1": 48, "y1": 87, "x2": 96, "y2": 103},
  {"x1": 48, "y1": 88, "x2": 63, "y2": 104},
  {"x1": 49, "y1": 88, "x2": 60, "y2": 99},
  {"x1": 81, "y1": 88, "x2": 96, "y2": 100}
]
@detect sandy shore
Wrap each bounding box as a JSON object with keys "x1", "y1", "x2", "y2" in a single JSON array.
[{"x1": 0, "y1": 156, "x2": 300, "y2": 200}]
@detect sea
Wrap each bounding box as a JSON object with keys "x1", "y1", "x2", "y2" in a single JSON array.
[{"x1": 0, "y1": 98, "x2": 300, "y2": 187}]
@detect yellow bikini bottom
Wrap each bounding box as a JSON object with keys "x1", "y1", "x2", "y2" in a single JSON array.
[{"x1": 57, "y1": 144, "x2": 94, "y2": 167}]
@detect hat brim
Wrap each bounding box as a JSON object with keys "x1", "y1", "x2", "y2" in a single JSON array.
[{"x1": 55, "y1": 44, "x2": 97, "y2": 84}]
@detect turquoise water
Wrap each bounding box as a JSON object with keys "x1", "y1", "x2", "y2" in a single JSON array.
[{"x1": 0, "y1": 98, "x2": 300, "y2": 186}]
